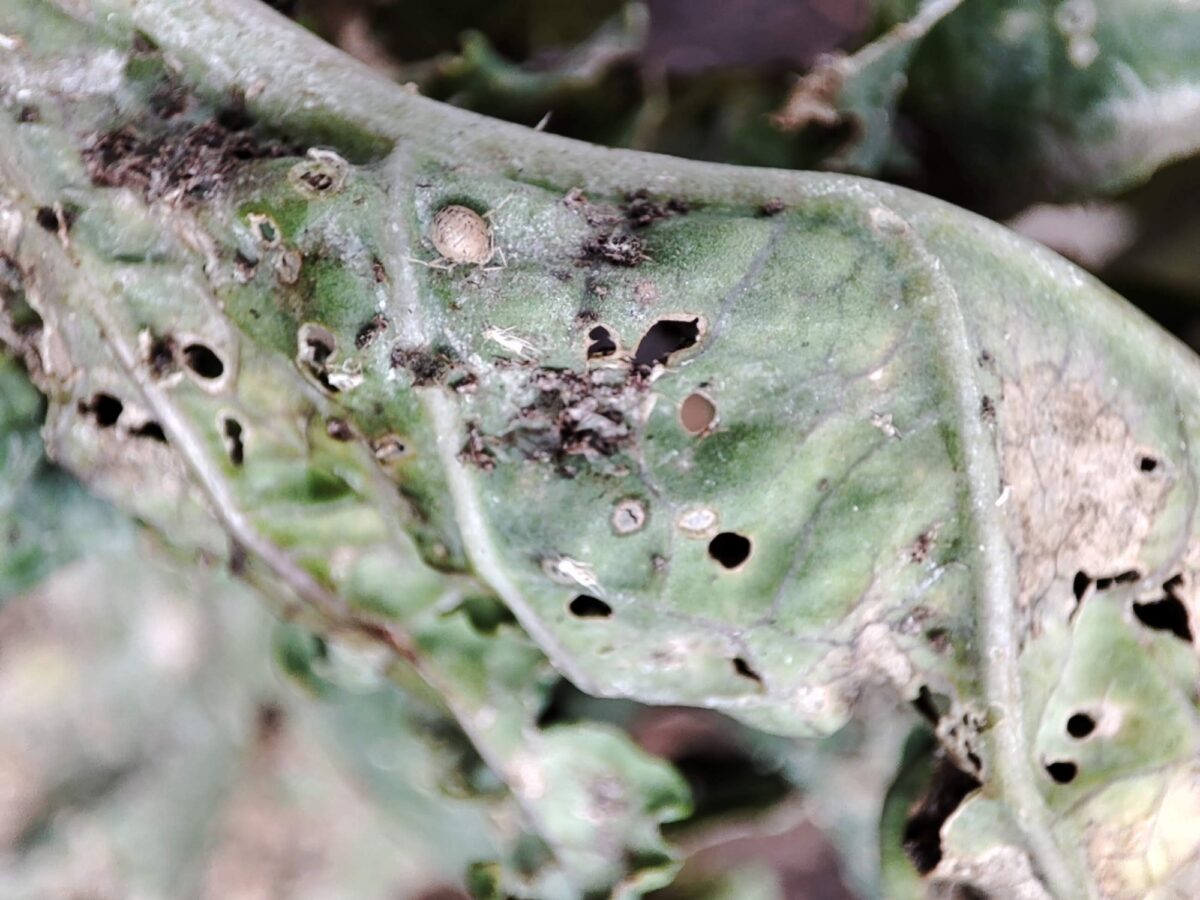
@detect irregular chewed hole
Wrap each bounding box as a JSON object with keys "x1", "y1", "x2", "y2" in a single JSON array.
[
  {"x1": 1138, "y1": 454, "x2": 1159, "y2": 472},
  {"x1": 223, "y1": 417, "x2": 244, "y2": 465},
  {"x1": 182, "y1": 343, "x2": 224, "y2": 379},
  {"x1": 1072, "y1": 571, "x2": 1091, "y2": 602},
  {"x1": 568, "y1": 595, "x2": 612, "y2": 618},
  {"x1": 586, "y1": 325, "x2": 617, "y2": 358},
  {"x1": 680, "y1": 392, "x2": 716, "y2": 435},
  {"x1": 903, "y1": 753, "x2": 982, "y2": 874},
  {"x1": 912, "y1": 685, "x2": 951, "y2": 724},
  {"x1": 633, "y1": 317, "x2": 700, "y2": 368},
  {"x1": 299, "y1": 323, "x2": 336, "y2": 366},
  {"x1": 1067, "y1": 713, "x2": 1096, "y2": 739},
  {"x1": 131, "y1": 421, "x2": 167, "y2": 443},
  {"x1": 1095, "y1": 569, "x2": 1140, "y2": 590},
  {"x1": 708, "y1": 532, "x2": 752, "y2": 569},
  {"x1": 1132, "y1": 596, "x2": 1193, "y2": 641},
  {"x1": 731, "y1": 657, "x2": 762, "y2": 683},
  {"x1": 82, "y1": 393, "x2": 123, "y2": 427},
  {"x1": 1045, "y1": 761, "x2": 1077, "y2": 784}
]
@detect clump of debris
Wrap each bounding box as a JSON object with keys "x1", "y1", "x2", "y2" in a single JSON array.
[
  {"x1": 569, "y1": 186, "x2": 688, "y2": 268},
  {"x1": 579, "y1": 230, "x2": 649, "y2": 267},
  {"x1": 622, "y1": 188, "x2": 689, "y2": 228},
  {"x1": 465, "y1": 366, "x2": 648, "y2": 475},
  {"x1": 390, "y1": 344, "x2": 457, "y2": 386},
  {"x1": 82, "y1": 119, "x2": 294, "y2": 204}
]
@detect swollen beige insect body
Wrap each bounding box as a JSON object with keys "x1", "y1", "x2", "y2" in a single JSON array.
[{"x1": 429, "y1": 204, "x2": 495, "y2": 267}]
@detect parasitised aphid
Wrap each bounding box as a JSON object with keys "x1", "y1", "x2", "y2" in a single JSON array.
[{"x1": 417, "y1": 202, "x2": 508, "y2": 272}]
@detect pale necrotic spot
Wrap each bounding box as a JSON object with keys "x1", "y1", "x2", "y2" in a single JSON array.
[
  {"x1": 680, "y1": 391, "x2": 716, "y2": 435},
  {"x1": 568, "y1": 595, "x2": 612, "y2": 618},
  {"x1": 611, "y1": 498, "x2": 647, "y2": 535},
  {"x1": 677, "y1": 507, "x2": 719, "y2": 538},
  {"x1": 709, "y1": 532, "x2": 752, "y2": 569},
  {"x1": 633, "y1": 317, "x2": 701, "y2": 369},
  {"x1": 999, "y1": 367, "x2": 1173, "y2": 616}
]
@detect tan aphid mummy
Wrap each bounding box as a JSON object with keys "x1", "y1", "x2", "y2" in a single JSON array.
[{"x1": 430, "y1": 204, "x2": 494, "y2": 266}]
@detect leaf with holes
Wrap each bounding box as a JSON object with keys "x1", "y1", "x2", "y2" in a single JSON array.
[
  {"x1": 776, "y1": 0, "x2": 1200, "y2": 212},
  {"x1": 0, "y1": 352, "x2": 133, "y2": 598},
  {"x1": 5, "y1": 0, "x2": 1200, "y2": 896}
]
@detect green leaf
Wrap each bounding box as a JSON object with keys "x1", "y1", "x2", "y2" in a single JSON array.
[
  {"x1": 0, "y1": 353, "x2": 133, "y2": 599},
  {"x1": 780, "y1": 0, "x2": 1200, "y2": 210}
]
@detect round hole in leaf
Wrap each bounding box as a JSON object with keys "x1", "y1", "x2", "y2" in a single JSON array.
[
  {"x1": 35, "y1": 206, "x2": 58, "y2": 231},
  {"x1": 709, "y1": 532, "x2": 752, "y2": 569},
  {"x1": 182, "y1": 343, "x2": 224, "y2": 379},
  {"x1": 680, "y1": 392, "x2": 716, "y2": 435},
  {"x1": 568, "y1": 595, "x2": 612, "y2": 618},
  {"x1": 1066, "y1": 713, "x2": 1095, "y2": 739},
  {"x1": 86, "y1": 393, "x2": 123, "y2": 427},
  {"x1": 1045, "y1": 761, "x2": 1077, "y2": 784}
]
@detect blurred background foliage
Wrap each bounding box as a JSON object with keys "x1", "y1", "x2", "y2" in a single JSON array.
[{"x1": 7, "y1": 0, "x2": 1200, "y2": 896}]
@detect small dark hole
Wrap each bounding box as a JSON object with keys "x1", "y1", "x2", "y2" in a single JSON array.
[
  {"x1": 708, "y1": 532, "x2": 752, "y2": 569},
  {"x1": 131, "y1": 421, "x2": 167, "y2": 443},
  {"x1": 85, "y1": 393, "x2": 123, "y2": 427},
  {"x1": 1139, "y1": 455, "x2": 1159, "y2": 472},
  {"x1": 35, "y1": 206, "x2": 58, "y2": 231},
  {"x1": 305, "y1": 333, "x2": 335, "y2": 365},
  {"x1": 568, "y1": 595, "x2": 612, "y2": 618},
  {"x1": 1132, "y1": 596, "x2": 1193, "y2": 641},
  {"x1": 223, "y1": 418, "x2": 244, "y2": 465},
  {"x1": 300, "y1": 170, "x2": 334, "y2": 191},
  {"x1": 182, "y1": 343, "x2": 225, "y2": 379},
  {"x1": 1045, "y1": 761, "x2": 1077, "y2": 784},
  {"x1": 633, "y1": 318, "x2": 700, "y2": 369},
  {"x1": 586, "y1": 325, "x2": 617, "y2": 358},
  {"x1": 1066, "y1": 713, "x2": 1095, "y2": 739},
  {"x1": 1095, "y1": 569, "x2": 1140, "y2": 591},
  {"x1": 732, "y1": 657, "x2": 762, "y2": 683},
  {"x1": 148, "y1": 336, "x2": 175, "y2": 377},
  {"x1": 1072, "y1": 571, "x2": 1091, "y2": 601}
]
